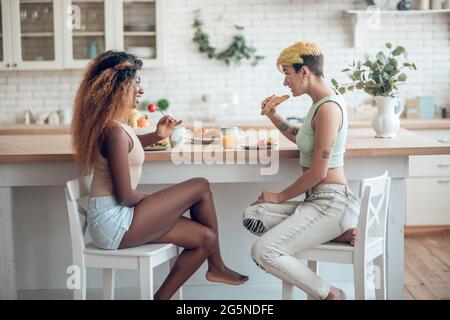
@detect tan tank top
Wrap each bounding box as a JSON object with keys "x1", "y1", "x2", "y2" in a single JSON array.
[{"x1": 89, "y1": 122, "x2": 145, "y2": 197}]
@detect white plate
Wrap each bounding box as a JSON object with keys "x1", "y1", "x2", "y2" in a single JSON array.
[{"x1": 191, "y1": 137, "x2": 220, "y2": 145}]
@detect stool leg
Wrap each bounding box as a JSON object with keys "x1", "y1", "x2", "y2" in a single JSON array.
[
  {"x1": 139, "y1": 257, "x2": 153, "y2": 300},
  {"x1": 103, "y1": 268, "x2": 115, "y2": 300},
  {"x1": 282, "y1": 280, "x2": 294, "y2": 300},
  {"x1": 307, "y1": 260, "x2": 319, "y2": 300},
  {"x1": 354, "y1": 260, "x2": 367, "y2": 300},
  {"x1": 374, "y1": 254, "x2": 386, "y2": 300}
]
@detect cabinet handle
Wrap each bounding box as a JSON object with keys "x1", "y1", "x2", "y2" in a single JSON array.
[
  {"x1": 438, "y1": 179, "x2": 450, "y2": 184},
  {"x1": 438, "y1": 138, "x2": 450, "y2": 143},
  {"x1": 12, "y1": 63, "x2": 17, "y2": 67},
  {"x1": 6, "y1": 63, "x2": 10, "y2": 68},
  {"x1": 438, "y1": 164, "x2": 450, "y2": 168}
]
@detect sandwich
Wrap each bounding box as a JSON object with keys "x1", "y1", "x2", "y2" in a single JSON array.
[{"x1": 261, "y1": 95, "x2": 290, "y2": 115}]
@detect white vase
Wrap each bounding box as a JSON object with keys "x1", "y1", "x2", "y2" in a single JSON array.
[{"x1": 371, "y1": 96, "x2": 404, "y2": 138}]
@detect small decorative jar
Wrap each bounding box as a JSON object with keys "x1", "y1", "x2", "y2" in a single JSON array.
[{"x1": 397, "y1": 0, "x2": 412, "y2": 10}]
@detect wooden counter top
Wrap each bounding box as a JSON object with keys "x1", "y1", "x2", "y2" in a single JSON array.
[
  {"x1": 1, "y1": 119, "x2": 449, "y2": 135},
  {"x1": 0, "y1": 128, "x2": 449, "y2": 163}
]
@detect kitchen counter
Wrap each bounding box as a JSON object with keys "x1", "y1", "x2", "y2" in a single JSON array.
[
  {"x1": 1, "y1": 127, "x2": 449, "y2": 300},
  {"x1": 1, "y1": 119, "x2": 450, "y2": 135},
  {"x1": 0, "y1": 128, "x2": 449, "y2": 163}
]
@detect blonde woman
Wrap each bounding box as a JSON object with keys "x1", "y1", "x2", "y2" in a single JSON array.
[
  {"x1": 72, "y1": 51, "x2": 248, "y2": 300},
  {"x1": 242, "y1": 41, "x2": 360, "y2": 300}
]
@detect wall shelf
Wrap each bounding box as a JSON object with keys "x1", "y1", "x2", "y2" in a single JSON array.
[
  {"x1": 347, "y1": 9, "x2": 450, "y2": 15},
  {"x1": 346, "y1": 9, "x2": 450, "y2": 47}
]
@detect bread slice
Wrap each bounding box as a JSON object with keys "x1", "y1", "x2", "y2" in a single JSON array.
[{"x1": 261, "y1": 95, "x2": 290, "y2": 115}]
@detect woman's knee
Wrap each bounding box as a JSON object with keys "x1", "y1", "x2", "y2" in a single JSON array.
[
  {"x1": 190, "y1": 177, "x2": 209, "y2": 188},
  {"x1": 189, "y1": 177, "x2": 211, "y2": 195},
  {"x1": 250, "y1": 238, "x2": 273, "y2": 269},
  {"x1": 198, "y1": 226, "x2": 217, "y2": 250}
]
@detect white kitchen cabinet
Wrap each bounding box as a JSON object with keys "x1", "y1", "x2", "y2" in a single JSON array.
[
  {"x1": 62, "y1": 0, "x2": 115, "y2": 69},
  {"x1": 0, "y1": 1, "x2": 12, "y2": 68},
  {"x1": 406, "y1": 177, "x2": 450, "y2": 226},
  {"x1": 406, "y1": 129, "x2": 450, "y2": 226},
  {"x1": 1, "y1": 0, "x2": 164, "y2": 70},
  {"x1": 1, "y1": 0, "x2": 64, "y2": 70},
  {"x1": 113, "y1": 0, "x2": 164, "y2": 68}
]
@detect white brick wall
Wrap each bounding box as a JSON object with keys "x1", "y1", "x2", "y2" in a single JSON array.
[{"x1": 0, "y1": 0, "x2": 449, "y2": 124}]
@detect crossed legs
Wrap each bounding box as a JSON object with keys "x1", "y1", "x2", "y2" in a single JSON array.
[{"x1": 119, "y1": 177, "x2": 248, "y2": 299}]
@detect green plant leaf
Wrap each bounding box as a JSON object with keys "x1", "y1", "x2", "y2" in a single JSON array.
[
  {"x1": 392, "y1": 46, "x2": 405, "y2": 56},
  {"x1": 331, "y1": 79, "x2": 338, "y2": 87},
  {"x1": 338, "y1": 87, "x2": 346, "y2": 95},
  {"x1": 397, "y1": 73, "x2": 407, "y2": 82},
  {"x1": 192, "y1": 11, "x2": 263, "y2": 66},
  {"x1": 376, "y1": 51, "x2": 384, "y2": 61},
  {"x1": 386, "y1": 42, "x2": 392, "y2": 49},
  {"x1": 353, "y1": 70, "x2": 362, "y2": 79}
]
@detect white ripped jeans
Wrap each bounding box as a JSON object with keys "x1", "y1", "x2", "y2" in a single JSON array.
[{"x1": 243, "y1": 184, "x2": 360, "y2": 300}]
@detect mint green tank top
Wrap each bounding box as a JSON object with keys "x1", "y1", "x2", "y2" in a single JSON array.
[{"x1": 296, "y1": 89, "x2": 348, "y2": 168}]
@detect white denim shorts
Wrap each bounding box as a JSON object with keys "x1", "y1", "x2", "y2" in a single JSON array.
[{"x1": 87, "y1": 196, "x2": 134, "y2": 250}]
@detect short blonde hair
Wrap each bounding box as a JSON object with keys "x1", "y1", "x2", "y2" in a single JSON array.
[{"x1": 276, "y1": 41, "x2": 323, "y2": 75}]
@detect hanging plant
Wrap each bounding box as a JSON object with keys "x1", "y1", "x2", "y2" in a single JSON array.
[{"x1": 192, "y1": 10, "x2": 264, "y2": 66}]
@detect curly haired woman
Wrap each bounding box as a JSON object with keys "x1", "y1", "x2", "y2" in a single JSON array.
[
  {"x1": 71, "y1": 50, "x2": 248, "y2": 300},
  {"x1": 242, "y1": 41, "x2": 360, "y2": 300}
]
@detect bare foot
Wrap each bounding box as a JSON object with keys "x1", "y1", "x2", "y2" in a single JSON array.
[
  {"x1": 206, "y1": 266, "x2": 249, "y2": 285},
  {"x1": 333, "y1": 228, "x2": 357, "y2": 246},
  {"x1": 324, "y1": 286, "x2": 347, "y2": 300}
]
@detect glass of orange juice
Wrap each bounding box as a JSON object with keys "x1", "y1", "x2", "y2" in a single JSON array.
[{"x1": 220, "y1": 126, "x2": 238, "y2": 149}]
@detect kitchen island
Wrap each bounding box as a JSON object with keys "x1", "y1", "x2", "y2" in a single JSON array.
[{"x1": 1, "y1": 128, "x2": 449, "y2": 300}]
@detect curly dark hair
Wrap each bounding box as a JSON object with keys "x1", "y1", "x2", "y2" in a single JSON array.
[{"x1": 71, "y1": 50, "x2": 143, "y2": 174}]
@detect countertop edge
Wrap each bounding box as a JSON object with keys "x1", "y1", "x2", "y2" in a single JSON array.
[{"x1": 1, "y1": 148, "x2": 449, "y2": 164}]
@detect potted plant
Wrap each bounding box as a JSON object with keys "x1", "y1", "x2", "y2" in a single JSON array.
[{"x1": 332, "y1": 42, "x2": 417, "y2": 138}]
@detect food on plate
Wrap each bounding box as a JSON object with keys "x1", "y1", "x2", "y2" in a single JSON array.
[
  {"x1": 148, "y1": 140, "x2": 169, "y2": 148},
  {"x1": 148, "y1": 103, "x2": 156, "y2": 113},
  {"x1": 255, "y1": 137, "x2": 278, "y2": 148},
  {"x1": 194, "y1": 128, "x2": 219, "y2": 140},
  {"x1": 265, "y1": 137, "x2": 275, "y2": 146},
  {"x1": 261, "y1": 95, "x2": 290, "y2": 115}
]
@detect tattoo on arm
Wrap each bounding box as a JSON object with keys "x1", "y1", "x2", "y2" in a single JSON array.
[
  {"x1": 277, "y1": 122, "x2": 289, "y2": 132},
  {"x1": 322, "y1": 150, "x2": 331, "y2": 159}
]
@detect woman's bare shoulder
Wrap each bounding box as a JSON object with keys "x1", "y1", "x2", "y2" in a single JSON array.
[{"x1": 103, "y1": 123, "x2": 131, "y2": 155}]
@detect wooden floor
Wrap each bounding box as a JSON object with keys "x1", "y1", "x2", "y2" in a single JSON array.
[{"x1": 404, "y1": 227, "x2": 450, "y2": 300}]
